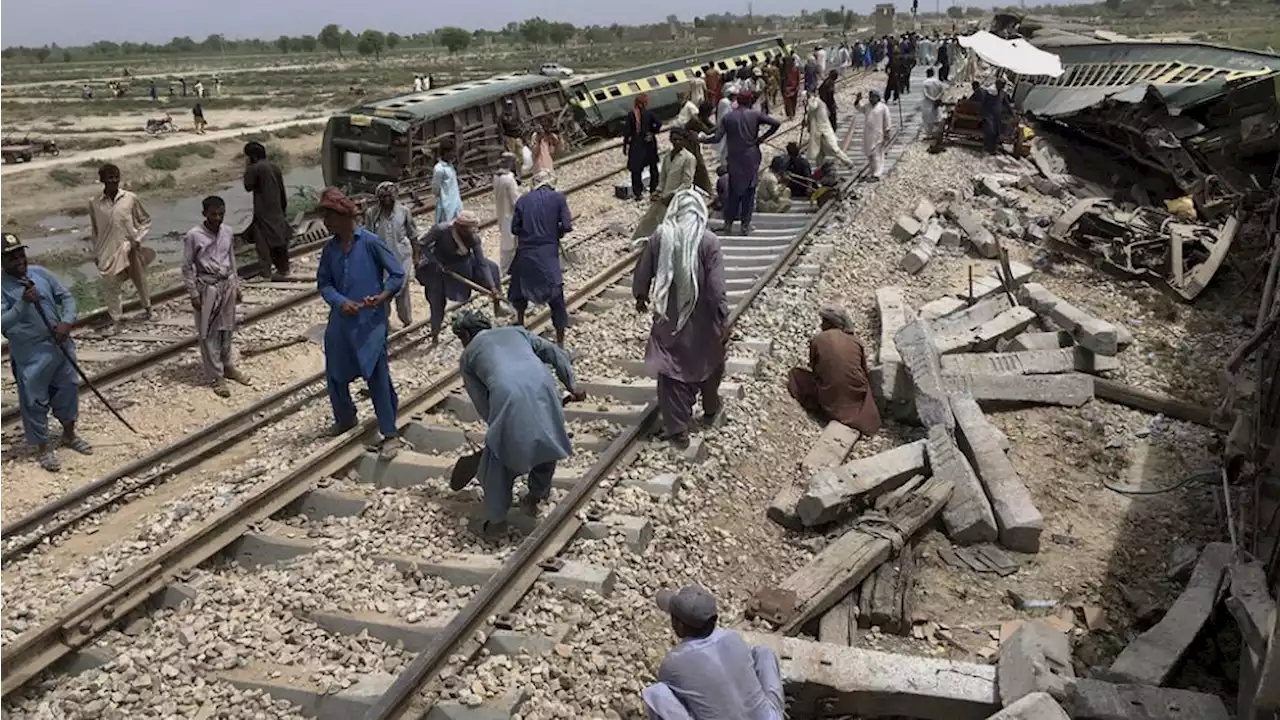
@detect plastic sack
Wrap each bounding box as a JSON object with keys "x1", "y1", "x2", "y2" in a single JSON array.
[{"x1": 521, "y1": 145, "x2": 533, "y2": 175}]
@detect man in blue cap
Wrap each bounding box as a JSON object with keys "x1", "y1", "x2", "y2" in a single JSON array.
[
  {"x1": 642, "y1": 584, "x2": 785, "y2": 719},
  {"x1": 1, "y1": 233, "x2": 94, "y2": 471}
]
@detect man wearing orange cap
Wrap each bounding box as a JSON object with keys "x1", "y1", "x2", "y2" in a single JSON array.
[{"x1": 315, "y1": 188, "x2": 407, "y2": 456}]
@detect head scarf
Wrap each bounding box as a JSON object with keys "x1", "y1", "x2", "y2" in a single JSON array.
[
  {"x1": 636, "y1": 189, "x2": 708, "y2": 334},
  {"x1": 376, "y1": 181, "x2": 396, "y2": 197},
  {"x1": 819, "y1": 303, "x2": 855, "y2": 333},
  {"x1": 318, "y1": 187, "x2": 357, "y2": 216},
  {"x1": 453, "y1": 210, "x2": 480, "y2": 228},
  {"x1": 451, "y1": 308, "x2": 492, "y2": 337},
  {"x1": 532, "y1": 169, "x2": 556, "y2": 190},
  {"x1": 738, "y1": 91, "x2": 755, "y2": 108},
  {"x1": 497, "y1": 152, "x2": 518, "y2": 173}
]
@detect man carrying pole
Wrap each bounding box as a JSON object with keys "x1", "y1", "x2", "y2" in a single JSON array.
[{"x1": 1, "y1": 234, "x2": 95, "y2": 471}]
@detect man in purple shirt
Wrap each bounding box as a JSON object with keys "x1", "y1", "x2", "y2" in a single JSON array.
[{"x1": 642, "y1": 584, "x2": 785, "y2": 720}]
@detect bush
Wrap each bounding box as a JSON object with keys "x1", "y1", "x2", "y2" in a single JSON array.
[
  {"x1": 136, "y1": 173, "x2": 176, "y2": 191},
  {"x1": 48, "y1": 168, "x2": 84, "y2": 187},
  {"x1": 186, "y1": 143, "x2": 217, "y2": 159},
  {"x1": 145, "y1": 150, "x2": 183, "y2": 171}
]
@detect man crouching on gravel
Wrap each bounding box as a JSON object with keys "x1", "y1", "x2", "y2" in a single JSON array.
[
  {"x1": 448, "y1": 309, "x2": 586, "y2": 538},
  {"x1": 643, "y1": 584, "x2": 785, "y2": 719}
]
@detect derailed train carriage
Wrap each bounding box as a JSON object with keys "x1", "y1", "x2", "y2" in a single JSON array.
[{"x1": 321, "y1": 37, "x2": 791, "y2": 196}]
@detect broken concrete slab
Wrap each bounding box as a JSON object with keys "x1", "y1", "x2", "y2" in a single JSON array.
[
  {"x1": 757, "y1": 476, "x2": 954, "y2": 633},
  {"x1": 964, "y1": 262, "x2": 1035, "y2": 303},
  {"x1": 920, "y1": 296, "x2": 967, "y2": 320},
  {"x1": 997, "y1": 621, "x2": 1074, "y2": 707},
  {"x1": 1018, "y1": 283, "x2": 1130, "y2": 356},
  {"x1": 743, "y1": 632, "x2": 999, "y2": 719},
  {"x1": 1227, "y1": 560, "x2": 1274, "y2": 654},
  {"x1": 1001, "y1": 331, "x2": 1074, "y2": 352},
  {"x1": 797, "y1": 440, "x2": 928, "y2": 527},
  {"x1": 936, "y1": 306, "x2": 1037, "y2": 355},
  {"x1": 941, "y1": 374, "x2": 1095, "y2": 408},
  {"x1": 951, "y1": 395, "x2": 1042, "y2": 553},
  {"x1": 902, "y1": 223, "x2": 945, "y2": 275},
  {"x1": 939, "y1": 227, "x2": 963, "y2": 248},
  {"x1": 941, "y1": 347, "x2": 1119, "y2": 377},
  {"x1": 931, "y1": 295, "x2": 1013, "y2": 340},
  {"x1": 989, "y1": 693, "x2": 1070, "y2": 720},
  {"x1": 914, "y1": 198, "x2": 937, "y2": 224},
  {"x1": 929, "y1": 426, "x2": 998, "y2": 546},
  {"x1": 1066, "y1": 678, "x2": 1230, "y2": 720},
  {"x1": 1107, "y1": 542, "x2": 1232, "y2": 686},
  {"x1": 894, "y1": 318, "x2": 954, "y2": 430},
  {"x1": 893, "y1": 215, "x2": 923, "y2": 242},
  {"x1": 876, "y1": 286, "x2": 911, "y2": 366},
  {"x1": 768, "y1": 421, "x2": 861, "y2": 529},
  {"x1": 949, "y1": 204, "x2": 999, "y2": 258}
]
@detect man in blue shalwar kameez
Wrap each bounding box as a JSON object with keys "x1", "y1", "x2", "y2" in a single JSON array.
[
  {"x1": 432, "y1": 139, "x2": 463, "y2": 225},
  {"x1": 1, "y1": 233, "x2": 94, "y2": 472},
  {"x1": 315, "y1": 188, "x2": 407, "y2": 457},
  {"x1": 699, "y1": 92, "x2": 780, "y2": 237},
  {"x1": 509, "y1": 170, "x2": 573, "y2": 345},
  {"x1": 449, "y1": 309, "x2": 586, "y2": 538}
]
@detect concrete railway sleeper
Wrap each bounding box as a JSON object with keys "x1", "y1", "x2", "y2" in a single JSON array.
[{"x1": 0, "y1": 107, "x2": 906, "y2": 717}]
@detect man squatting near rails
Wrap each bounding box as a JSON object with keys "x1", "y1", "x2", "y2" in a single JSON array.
[
  {"x1": 449, "y1": 308, "x2": 586, "y2": 538},
  {"x1": 363, "y1": 181, "x2": 419, "y2": 328},
  {"x1": 643, "y1": 584, "x2": 785, "y2": 720},
  {"x1": 243, "y1": 142, "x2": 292, "y2": 280},
  {"x1": 633, "y1": 189, "x2": 729, "y2": 449},
  {"x1": 415, "y1": 211, "x2": 504, "y2": 346},
  {"x1": 88, "y1": 163, "x2": 155, "y2": 332},
  {"x1": 315, "y1": 188, "x2": 407, "y2": 457},
  {"x1": 182, "y1": 196, "x2": 252, "y2": 398},
  {"x1": 2, "y1": 234, "x2": 96, "y2": 472},
  {"x1": 700, "y1": 91, "x2": 781, "y2": 236},
  {"x1": 509, "y1": 169, "x2": 573, "y2": 345},
  {"x1": 787, "y1": 304, "x2": 881, "y2": 436}
]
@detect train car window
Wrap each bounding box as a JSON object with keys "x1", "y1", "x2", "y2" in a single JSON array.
[
  {"x1": 593, "y1": 90, "x2": 607, "y2": 101},
  {"x1": 748, "y1": 54, "x2": 759, "y2": 63},
  {"x1": 627, "y1": 81, "x2": 642, "y2": 93},
  {"x1": 666, "y1": 73, "x2": 679, "y2": 83},
  {"x1": 717, "y1": 61, "x2": 728, "y2": 71},
  {"x1": 608, "y1": 86, "x2": 622, "y2": 97}
]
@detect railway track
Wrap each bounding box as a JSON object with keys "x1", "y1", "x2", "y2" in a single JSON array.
[
  {"x1": 0, "y1": 70, "x2": 876, "y2": 429},
  {"x1": 1, "y1": 73, "x2": 922, "y2": 716}
]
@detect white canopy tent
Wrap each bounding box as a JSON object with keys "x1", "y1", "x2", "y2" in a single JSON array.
[{"x1": 958, "y1": 31, "x2": 1065, "y2": 78}]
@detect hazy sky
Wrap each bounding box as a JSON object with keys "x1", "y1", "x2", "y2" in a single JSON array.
[{"x1": 1, "y1": 0, "x2": 974, "y2": 48}]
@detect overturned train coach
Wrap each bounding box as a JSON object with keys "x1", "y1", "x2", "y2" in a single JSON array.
[{"x1": 321, "y1": 36, "x2": 789, "y2": 195}]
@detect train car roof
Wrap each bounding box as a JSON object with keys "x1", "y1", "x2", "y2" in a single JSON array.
[{"x1": 336, "y1": 73, "x2": 559, "y2": 121}]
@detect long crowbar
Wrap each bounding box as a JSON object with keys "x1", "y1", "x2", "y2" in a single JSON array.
[
  {"x1": 21, "y1": 278, "x2": 138, "y2": 434},
  {"x1": 443, "y1": 268, "x2": 515, "y2": 311}
]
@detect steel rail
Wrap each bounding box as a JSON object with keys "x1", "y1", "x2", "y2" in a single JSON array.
[
  {"x1": 0, "y1": 164, "x2": 627, "y2": 426},
  {"x1": 362, "y1": 124, "x2": 892, "y2": 720},
  {"x1": 0, "y1": 223, "x2": 621, "y2": 552},
  {"x1": 0, "y1": 243, "x2": 644, "y2": 698}
]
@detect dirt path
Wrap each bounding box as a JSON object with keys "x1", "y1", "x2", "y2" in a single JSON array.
[
  {"x1": 0, "y1": 116, "x2": 328, "y2": 176},
  {"x1": 1, "y1": 61, "x2": 339, "y2": 91}
]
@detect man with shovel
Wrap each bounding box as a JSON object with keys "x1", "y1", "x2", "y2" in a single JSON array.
[
  {"x1": 447, "y1": 309, "x2": 586, "y2": 538},
  {"x1": 1, "y1": 234, "x2": 95, "y2": 471},
  {"x1": 414, "y1": 210, "x2": 505, "y2": 346}
]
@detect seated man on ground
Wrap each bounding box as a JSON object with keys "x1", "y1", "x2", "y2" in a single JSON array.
[
  {"x1": 755, "y1": 156, "x2": 792, "y2": 214},
  {"x1": 786, "y1": 304, "x2": 881, "y2": 436},
  {"x1": 642, "y1": 584, "x2": 785, "y2": 720}
]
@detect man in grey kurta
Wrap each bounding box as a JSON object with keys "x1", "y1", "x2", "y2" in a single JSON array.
[
  {"x1": 450, "y1": 309, "x2": 586, "y2": 537},
  {"x1": 633, "y1": 190, "x2": 729, "y2": 448},
  {"x1": 364, "y1": 181, "x2": 419, "y2": 328},
  {"x1": 182, "y1": 196, "x2": 250, "y2": 397},
  {"x1": 243, "y1": 142, "x2": 291, "y2": 280}
]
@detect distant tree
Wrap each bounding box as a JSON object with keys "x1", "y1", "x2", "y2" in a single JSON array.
[
  {"x1": 583, "y1": 26, "x2": 607, "y2": 44},
  {"x1": 276, "y1": 35, "x2": 291, "y2": 54},
  {"x1": 2, "y1": 48, "x2": 16, "y2": 60},
  {"x1": 693, "y1": 16, "x2": 705, "y2": 28},
  {"x1": 300, "y1": 35, "x2": 318, "y2": 52},
  {"x1": 666, "y1": 14, "x2": 680, "y2": 24},
  {"x1": 503, "y1": 21, "x2": 520, "y2": 38},
  {"x1": 341, "y1": 29, "x2": 356, "y2": 48},
  {"x1": 548, "y1": 22, "x2": 576, "y2": 46},
  {"x1": 63, "y1": 49, "x2": 73, "y2": 62},
  {"x1": 357, "y1": 29, "x2": 386, "y2": 60},
  {"x1": 202, "y1": 34, "x2": 224, "y2": 52},
  {"x1": 822, "y1": 8, "x2": 843, "y2": 25},
  {"x1": 844, "y1": 10, "x2": 858, "y2": 31},
  {"x1": 964, "y1": 6, "x2": 983, "y2": 15},
  {"x1": 520, "y1": 17, "x2": 551, "y2": 46},
  {"x1": 35, "y1": 46, "x2": 51, "y2": 63},
  {"x1": 319, "y1": 24, "x2": 344, "y2": 57},
  {"x1": 610, "y1": 23, "x2": 625, "y2": 40},
  {"x1": 386, "y1": 32, "x2": 401, "y2": 50},
  {"x1": 438, "y1": 26, "x2": 472, "y2": 54},
  {"x1": 947, "y1": 5, "x2": 964, "y2": 17},
  {"x1": 1104, "y1": 0, "x2": 1121, "y2": 9},
  {"x1": 168, "y1": 36, "x2": 197, "y2": 53}
]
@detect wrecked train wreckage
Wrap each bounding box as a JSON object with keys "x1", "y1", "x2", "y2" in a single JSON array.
[{"x1": 977, "y1": 15, "x2": 1280, "y2": 303}]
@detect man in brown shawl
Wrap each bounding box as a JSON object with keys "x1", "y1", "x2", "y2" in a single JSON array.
[
  {"x1": 243, "y1": 141, "x2": 291, "y2": 280},
  {"x1": 787, "y1": 304, "x2": 881, "y2": 435}
]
